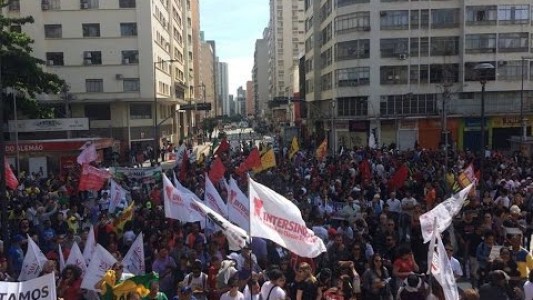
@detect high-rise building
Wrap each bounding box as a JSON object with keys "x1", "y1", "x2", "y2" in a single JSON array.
[
  {"x1": 304, "y1": 0, "x2": 533, "y2": 152},
  {"x1": 4, "y1": 0, "x2": 191, "y2": 151},
  {"x1": 246, "y1": 81, "x2": 255, "y2": 117},
  {"x1": 218, "y1": 62, "x2": 230, "y2": 116},
  {"x1": 200, "y1": 37, "x2": 215, "y2": 119},
  {"x1": 253, "y1": 28, "x2": 270, "y2": 117},
  {"x1": 268, "y1": 0, "x2": 306, "y2": 99},
  {"x1": 236, "y1": 86, "x2": 246, "y2": 116}
]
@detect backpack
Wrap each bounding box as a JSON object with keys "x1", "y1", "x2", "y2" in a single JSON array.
[{"x1": 187, "y1": 272, "x2": 207, "y2": 290}]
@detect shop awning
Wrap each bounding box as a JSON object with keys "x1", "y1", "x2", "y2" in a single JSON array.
[{"x1": 5, "y1": 138, "x2": 115, "y2": 154}]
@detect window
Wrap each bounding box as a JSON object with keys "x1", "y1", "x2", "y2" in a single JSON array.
[
  {"x1": 498, "y1": 61, "x2": 522, "y2": 80},
  {"x1": 82, "y1": 23, "x2": 100, "y2": 37},
  {"x1": 335, "y1": 67, "x2": 370, "y2": 87},
  {"x1": 498, "y1": 5, "x2": 529, "y2": 24},
  {"x1": 83, "y1": 51, "x2": 102, "y2": 65},
  {"x1": 431, "y1": 9, "x2": 460, "y2": 28},
  {"x1": 321, "y1": 22, "x2": 332, "y2": 46},
  {"x1": 465, "y1": 34, "x2": 496, "y2": 53},
  {"x1": 85, "y1": 79, "x2": 104, "y2": 93},
  {"x1": 338, "y1": 97, "x2": 368, "y2": 117},
  {"x1": 498, "y1": 32, "x2": 528, "y2": 52},
  {"x1": 380, "y1": 10, "x2": 409, "y2": 30},
  {"x1": 42, "y1": 0, "x2": 61, "y2": 10},
  {"x1": 335, "y1": 39, "x2": 370, "y2": 60},
  {"x1": 121, "y1": 50, "x2": 139, "y2": 64},
  {"x1": 430, "y1": 36, "x2": 459, "y2": 56},
  {"x1": 321, "y1": 72, "x2": 332, "y2": 91},
  {"x1": 9, "y1": 0, "x2": 20, "y2": 11},
  {"x1": 85, "y1": 104, "x2": 110, "y2": 120},
  {"x1": 335, "y1": 12, "x2": 370, "y2": 33},
  {"x1": 410, "y1": 38, "x2": 419, "y2": 57},
  {"x1": 320, "y1": 48, "x2": 332, "y2": 68},
  {"x1": 119, "y1": 0, "x2": 136, "y2": 8},
  {"x1": 81, "y1": 0, "x2": 99, "y2": 9},
  {"x1": 465, "y1": 6, "x2": 497, "y2": 25},
  {"x1": 429, "y1": 64, "x2": 459, "y2": 83},
  {"x1": 380, "y1": 38, "x2": 408, "y2": 58},
  {"x1": 123, "y1": 79, "x2": 141, "y2": 92},
  {"x1": 335, "y1": 0, "x2": 369, "y2": 8},
  {"x1": 464, "y1": 61, "x2": 496, "y2": 82},
  {"x1": 45, "y1": 52, "x2": 64, "y2": 66},
  {"x1": 380, "y1": 66, "x2": 408, "y2": 84},
  {"x1": 380, "y1": 94, "x2": 437, "y2": 116},
  {"x1": 44, "y1": 24, "x2": 62, "y2": 38},
  {"x1": 120, "y1": 23, "x2": 137, "y2": 36}
]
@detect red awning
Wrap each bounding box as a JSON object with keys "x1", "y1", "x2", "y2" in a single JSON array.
[{"x1": 5, "y1": 138, "x2": 114, "y2": 154}]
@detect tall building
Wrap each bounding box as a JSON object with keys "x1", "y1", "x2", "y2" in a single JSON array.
[
  {"x1": 304, "y1": 0, "x2": 533, "y2": 152},
  {"x1": 236, "y1": 86, "x2": 246, "y2": 116},
  {"x1": 4, "y1": 0, "x2": 191, "y2": 151},
  {"x1": 253, "y1": 28, "x2": 270, "y2": 117},
  {"x1": 218, "y1": 62, "x2": 230, "y2": 116},
  {"x1": 200, "y1": 37, "x2": 215, "y2": 119},
  {"x1": 246, "y1": 81, "x2": 255, "y2": 117},
  {"x1": 206, "y1": 40, "x2": 220, "y2": 116},
  {"x1": 268, "y1": 0, "x2": 306, "y2": 99}
]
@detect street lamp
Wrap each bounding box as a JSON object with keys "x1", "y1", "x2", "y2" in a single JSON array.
[
  {"x1": 153, "y1": 59, "x2": 179, "y2": 163},
  {"x1": 474, "y1": 62, "x2": 494, "y2": 182},
  {"x1": 331, "y1": 98, "x2": 336, "y2": 158},
  {"x1": 521, "y1": 57, "x2": 533, "y2": 143}
]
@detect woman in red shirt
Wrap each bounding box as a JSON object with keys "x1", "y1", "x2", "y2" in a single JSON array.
[
  {"x1": 58, "y1": 265, "x2": 83, "y2": 300},
  {"x1": 392, "y1": 246, "x2": 420, "y2": 281}
]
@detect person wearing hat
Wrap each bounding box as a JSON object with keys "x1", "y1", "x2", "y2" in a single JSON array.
[{"x1": 172, "y1": 285, "x2": 197, "y2": 300}]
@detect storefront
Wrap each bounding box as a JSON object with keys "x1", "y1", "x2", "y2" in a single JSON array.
[
  {"x1": 490, "y1": 116, "x2": 531, "y2": 150},
  {"x1": 5, "y1": 138, "x2": 115, "y2": 177},
  {"x1": 460, "y1": 118, "x2": 488, "y2": 152},
  {"x1": 380, "y1": 120, "x2": 397, "y2": 148},
  {"x1": 336, "y1": 120, "x2": 369, "y2": 149},
  {"x1": 418, "y1": 118, "x2": 459, "y2": 150},
  {"x1": 397, "y1": 120, "x2": 418, "y2": 151}
]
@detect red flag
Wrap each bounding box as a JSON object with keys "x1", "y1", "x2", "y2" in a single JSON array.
[
  {"x1": 4, "y1": 160, "x2": 19, "y2": 190},
  {"x1": 359, "y1": 159, "x2": 372, "y2": 181},
  {"x1": 209, "y1": 157, "x2": 226, "y2": 183},
  {"x1": 214, "y1": 139, "x2": 230, "y2": 156},
  {"x1": 236, "y1": 148, "x2": 262, "y2": 175},
  {"x1": 179, "y1": 150, "x2": 189, "y2": 182},
  {"x1": 388, "y1": 164, "x2": 408, "y2": 191},
  {"x1": 78, "y1": 164, "x2": 111, "y2": 191}
]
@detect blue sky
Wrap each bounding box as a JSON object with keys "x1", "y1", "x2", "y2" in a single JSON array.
[{"x1": 200, "y1": 1, "x2": 269, "y2": 96}]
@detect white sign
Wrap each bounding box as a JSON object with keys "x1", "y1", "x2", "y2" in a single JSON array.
[
  {"x1": 8, "y1": 118, "x2": 89, "y2": 132},
  {"x1": 3, "y1": 273, "x2": 57, "y2": 300}
]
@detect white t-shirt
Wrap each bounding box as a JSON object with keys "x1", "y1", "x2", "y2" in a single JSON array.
[
  {"x1": 220, "y1": 291, "x2": 245, "y2": 300},
  {"x1": 260, "y1": 281, "x2": 286, "y2": 300},
  {"x1": 386, "y1": 198, "x2": 402, "y2": 213},
  {"x1": 524, "y1": 280, "x2": 533, "y2": 300},
  {"x1": 450, "y1": 256, "x2": 463, "y2": 278}
]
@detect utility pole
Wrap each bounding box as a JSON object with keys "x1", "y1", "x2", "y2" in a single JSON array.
[{"x1": 0, "y1": 5, "x2": 9, "y2": 249}]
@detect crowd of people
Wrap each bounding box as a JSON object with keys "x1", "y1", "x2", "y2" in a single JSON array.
[{"x1": 3, "y1": 135, "x2": 533, "y2": 300}]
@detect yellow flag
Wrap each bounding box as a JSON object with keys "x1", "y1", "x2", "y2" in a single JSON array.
[
  {"x1": 315, "y1": 139, "x2": 328, "y2": 161},
  {"x1": 113, "y1": 202, "x2": 135, "y2": 235},
  {"x1": 289, "y1": 137, "x2": 299, "y2": 159},
  {"x1": 253, "y1": 149, "x2": 277, "y2": 173}
]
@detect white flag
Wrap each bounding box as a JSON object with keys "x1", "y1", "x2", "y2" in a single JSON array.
[
  {"x1": 122, "y1": 233, "x2": 145, "y2": 275},
  {"x1": 81, "y1": 244, "x2": 118, "y2": 291},
  {"x1": 204, "y1": 174, "x2": 228, "y2": 218},
  {"x1": 192, "y1": 199, "x2": 249, "y2": 251},
  {"x1": 66, "y1": 242, "x2": 88, "y2": 276},
  {"x1": 249, "y1": 178, "x2": 327, "y2": 258},
  {"x1": 59, "y1": 244, "x2": 66, "y2": 272},
  {"x1": 428, "y1": 230, "x2": 459, "y2": 300},
  {"x1": 109, "y1": 179, "x2": 128, "y2": 214},
  {"x1": 3, "y1": 273, "x2": 57, "y2": 300},
  {"x1": 419, "y1": 184, "x2": 473, "y2": 243},
  {"x1": 228, "y1": 177, "x2": 250, "y2": 232},
  {"x1": 83, "y1": 225, "x2": 97, "y2": 265},
  {"x1": 19, "y1": 236, "x2": 48, "y2": 281},
  {"x1": 77, "y1": 143, "x2": 98, "y2": 165},
  {"x1": 369, "y1": 132, "x2": 376, "y2": 149},
  {"x1": 163, "y1": 173, "x2": 204, "y2": 223}
]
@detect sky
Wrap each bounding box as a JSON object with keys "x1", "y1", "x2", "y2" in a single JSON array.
[{"x1": 200, "y1": 0, "x2": 269, "y2": 96}]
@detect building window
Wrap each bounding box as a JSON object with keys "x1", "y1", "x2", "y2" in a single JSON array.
[
  {"x1": 119, "y1": 0, "x2": 136, "y2": 8},
  {"x1": 335, "y1": 67, "x2": 370, "y2": 87},
  {"x1": 380, "y1": 10, "x2": 409, "y2": 30},
  {"x1": 380, "y1": 66, "x2": 408, "y2": 85},
  {"x1": 42, "y1": 0, "x2": 61, "y2": 10},
  {"x1": 465, "y1": 34, "x2": 496, "y2": 53},
  {"x1": 83, "y1": 51, "x2": 102, "y2": 65},
  {"x1": 85, "y1": 79, "x2": 104, "y2": 93},
  {"x1": 429, "y1": 64, "x2": 459, "y2": 83},
  {"x1": 8, "y1": 0, "x2": 20, "y2": 11},
  {"x1": 430, "y1": 36, "x2": 459, "y2": 56},
  {"x1": 321, "y1": 22, "x2": 332, "y2": 46},
  {"x1": 409, "y1": 38, "x2": 429, "y2": 57},
  {"x1": 85, "y1": 104, "x2": 110, "y2": 120},
  {"x1": 498, "y1": 5, "x2": 529, "y2": 24},
  {"x1": 464, "y1": 61, "x2": 496, "y2": 82},
  {"x1": 465, "y1": 6, "x2": 497, "y2": 25},
  {"x1": 81, "y1": 0, "x2": 99, "y2": 9},
  {"x1": 338, "y1": 97, "x2": 368, "y2": 117},
  {"x1": 120, "y1": 23, "x2": 137, "y2": 36},
  {"x1": 44, "y1": 24, "x2": 62, "y2": 38},
  {"x1": 380, "y1": 38, "x2": 408, "y2": 58},
  {"x1": 82, "y1": 23, "x2": 101, "y2": 37},
  {"x1": 380, "y1": 94, "x2": 437, "y2": 116},
  {"x1": 335, "y1": 12, "x2": 370, "y2": 33},
  {"x1": 498, "y1": 32, "x2": 528, "y2": 53},
  {"x1": 335, "y1": 0, "x2": 369, "y2": 7},
  {"x1": 45, "y1": 52, "x2": 64, "y2": 66},
  {"x1": 431, "y1": 9, "x2": 460, "y2": 29},
  {"x1": 121, "y1": 50, "x2": 139, "y2": 64},
  {"x1": 123, "y1": 79, "x2": 140, "y2": 92},
  {"x1": 498, "y1": 61, "x2": 522, "y2": 80},
  {"x1": 321, "y1": 72, "x2": 332, "y2": 91},
  {"x1": 335, "y1": 39, "x2": 370, "y2": 60},
  {"x1": 320, "y1": 48, "x2": 332, "y2": 68},
  {"x1": 130, "y1": 104, "x2": 151, "y2": 119}
]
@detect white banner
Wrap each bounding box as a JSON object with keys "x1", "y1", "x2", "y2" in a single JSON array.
[
  {"x1": 19, "y1": 236, "x2": 48, "y2": 281},
  {"x1": 122, "y1": 233, "x2": 145, "y2": 275},
  {"x1": 59, "y1": 244, "x2": 66, "y2": 272},
  {"x1": 3, "y1": 272, "x2": 57, "y2": 299},
  {"x1": 81, "y1": 244, "x2": 117, "y2": 291},
  {"x1": 228, "y1": 177, "x2": 250, "y2": 232},
  {"x1": 9, "y1": 118, "x2": 89, "y2": 132},
  {"x1": 249, "y1": 178, "x2": 327, "y2": 258},
  {"x1": 428, "y1": 230, "x2": 459, "y2": 300},
  {"x1": 83, "y1": 225, "x2": 97, "y2": 265},
  {"x1": 204, "y1": 174, "x2": 229, "y2": 218},
  {"x1": 77, "y1": 143, "x2": 98, "y2": 165},
  {"x1": 163, "y1": 174, "x2": 204, "y2": 223},
  {"x1": 66, "y1": 242, "x2": 88, "y2": 276},
  {"x1": 109, "y1": 179, "x2": 128, "y2": 214}
]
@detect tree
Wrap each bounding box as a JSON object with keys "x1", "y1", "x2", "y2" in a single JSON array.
[{"x1": 200, "y1": 117, "x2": 218, "y2": 141}]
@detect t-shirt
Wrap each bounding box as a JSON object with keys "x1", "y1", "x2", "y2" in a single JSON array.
[
  {"x1": 260, "y1": 281, "x2": 286, "y2": 300},
  {"x1": 524, "y1": 281, "x2": 533, "y2": 300},
  {"x1": 219, "y1": 291, "x2": 245, "y2": 300}
]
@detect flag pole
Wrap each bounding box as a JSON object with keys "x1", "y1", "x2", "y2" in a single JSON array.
[{"x1": 247, "y1": 172, "x2": 253, "y2": 300}]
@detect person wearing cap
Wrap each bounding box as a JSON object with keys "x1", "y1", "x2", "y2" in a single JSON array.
[
  {"x1": 479, "y1": 270, "x2": 523, "y2": 300},
  {"x1": 172, "y1": 286, "x2": 197, "y2": 300}
]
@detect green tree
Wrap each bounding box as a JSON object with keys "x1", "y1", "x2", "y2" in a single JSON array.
[
  {"x1": 1, "y1": 0, "x2": 65, "y2": 119},
  {"x1": 200, "y1": 117, "x2": 218, "y2": 141}
]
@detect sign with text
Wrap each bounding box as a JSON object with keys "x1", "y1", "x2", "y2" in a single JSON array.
[
  {"x1": 3, "y1": 272, "x2": 56, "y2": 299},
  {"x1": 9, "y1": 118, "x2": 89, "y2": 132}
]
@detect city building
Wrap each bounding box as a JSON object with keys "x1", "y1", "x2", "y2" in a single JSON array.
[
  {"x1": 218, "y1": 62, "x2": 230, "y2": 116},
  {"x1": 236, "y1": 86, "x2": 246, "y2": 116},
  {"x1": 246, "y1": 81, "x2": 255, "y2": 117},
  {"x1": 303, "y1": 0, "x2": 533, "y2": 152},
  {"x1": 200, "y1": 35, "x2": 216, "y2": 120},
  {"x1": 253, "y1": 29, "x2": 270, "y2": 117}
]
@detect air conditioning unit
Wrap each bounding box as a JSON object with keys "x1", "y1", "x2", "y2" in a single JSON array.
[
  {"x1": 399, "y1": 53, "x2": 407, "y2": 60},
  {"x1": 115, "y1": 74, "x2": 123, "y2": 80},
  {"x1": 122, "y1": 58, "x2": 130, "y2": 65},
  {"x1": 84, "y1": 59, "x2": 92, "y2": 65},
  {"x1": 47, "y1": 60, "x2": 55, "y2": 66}
]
